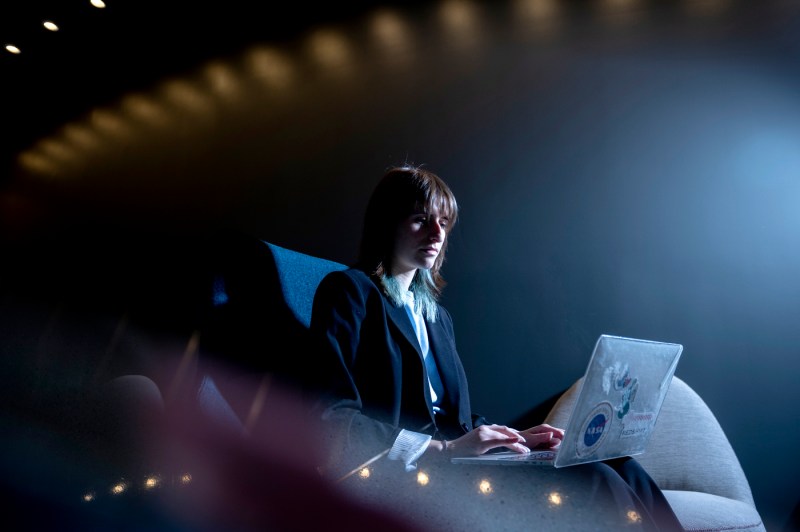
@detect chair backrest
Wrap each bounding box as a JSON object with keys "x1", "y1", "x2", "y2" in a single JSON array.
[
  {"x1": 197, "y1": 239, "x2": 346, "y2": 427},
  {"x1": 264, "y1": 242, "x2": 348, "y2": 329},
  {"x1": 544, "y1": 376, "x2": 756, "y2": 506},
  {"x1": 200, "y1": 237, "x2": 347, "y2": 367}
]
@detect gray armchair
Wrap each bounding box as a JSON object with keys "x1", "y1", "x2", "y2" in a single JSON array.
[{"x1": 544, "y1": 376, "x2": 765, "y2": 532}]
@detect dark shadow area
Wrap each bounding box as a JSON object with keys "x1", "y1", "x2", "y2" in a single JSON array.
[
  {"x1": 508, "y1": 389, "x2": 567, "y2": 431},
  {"x1": 785, "y1": 499, "x2": 800, "y2": 532}
]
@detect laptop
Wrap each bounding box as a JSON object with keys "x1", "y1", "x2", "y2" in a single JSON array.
[{"x1": 451, "y1": 335, "x2": 682, "y2": 468}]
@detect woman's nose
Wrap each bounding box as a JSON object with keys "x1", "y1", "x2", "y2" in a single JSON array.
[{"x1": 429, "y1": 219, "x2": 445, "y2": 241}]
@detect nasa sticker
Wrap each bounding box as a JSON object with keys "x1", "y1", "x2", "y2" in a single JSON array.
[{"x1": 576, "y1": 402, "x2": 614, "y2": 457}]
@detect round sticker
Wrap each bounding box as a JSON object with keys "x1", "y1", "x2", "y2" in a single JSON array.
[{"x1": 576, "y1": 402, "x2": 613, "y2": 457}]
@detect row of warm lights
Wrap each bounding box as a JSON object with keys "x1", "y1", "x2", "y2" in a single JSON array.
[
  {"x1": 4, "y1": 0, "x2": 729, "y2": 58},
  {"x1": 15, "y1": 2, "x2": 475, "y2": 178},
  {"x1": 360, "y1": 466, "x2": 543, "y2": 499},
  {"x1": 83, "y1": 467, "x2": 641, "y2": 525},
  {"x1": 357, "y1": 466, "x2": 643, "y2": 523},
  {"x1": 4, "y1": 0, "x2": 107, "y2": 55},
  {"x1": 15, "y1": 0, "x2": 564, "y2": 179},
  {"x1": 83, "y1": 472, "x2": 192, "y2": 503},
  {"x1": 15, "y1": 0, "x2": 734, "y2": 180}
]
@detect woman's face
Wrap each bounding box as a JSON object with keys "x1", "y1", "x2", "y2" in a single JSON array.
[{"x1": 391, "y1": 206, "x2": 449, "y2": 277}]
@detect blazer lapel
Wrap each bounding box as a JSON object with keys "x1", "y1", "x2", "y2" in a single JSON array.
[{"x1": 385, "y1": 302, "x2": 423, "y2": 358}]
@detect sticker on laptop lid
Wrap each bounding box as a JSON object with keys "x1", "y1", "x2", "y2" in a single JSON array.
[
  {"x1": 576, "y1": 402, "x2": 613, "y2": 457},
  {"x1": 620, "y1": 411, "x2": 655, "y2": 439}
]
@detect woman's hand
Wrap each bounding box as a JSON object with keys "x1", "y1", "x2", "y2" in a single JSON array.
[
  {"x1": 429, "y1": 424, "x2": 531, "y2": 457},
  {"x1": 518, "y1": 423, "x2": 564, "y2": 450}
]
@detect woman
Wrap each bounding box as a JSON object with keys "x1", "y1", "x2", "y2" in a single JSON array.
[{"x1": 310, "y1": 165, "x2": 682, "y2": 531}]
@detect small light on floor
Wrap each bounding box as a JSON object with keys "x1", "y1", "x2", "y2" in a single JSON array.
[
  {"x1": 417, "y1": 471, "x2": 430, "y2": 486},
  {"x1": 627, "y1": 510, "x2": 642, "y2": 524},
  {"x1": 110, "y1": 481, "x2": 128, "y2": 495},
  {"x1": 359, "y1": 467, "x2": 371, "y2": 479},
  {"x1": 547, "y1": 491, "x2": 563, "y2": 506},
  {"x1": 478, "y1": 479, "x2": 492, "y2": 494}
]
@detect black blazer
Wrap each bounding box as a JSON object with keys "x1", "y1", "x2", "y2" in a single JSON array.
[{"x1": 310, "y1": 268, "x2": 482, "y2": 474}]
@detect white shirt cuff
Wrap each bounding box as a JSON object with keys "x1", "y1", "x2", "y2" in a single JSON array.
[{"x1": 387, "y1": 429, "x2": 432, "y2": 472}]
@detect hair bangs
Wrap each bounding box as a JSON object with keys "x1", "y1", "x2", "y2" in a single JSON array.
[{"x1": 415, "y1": 169, "x2": 458, "y2": 228}]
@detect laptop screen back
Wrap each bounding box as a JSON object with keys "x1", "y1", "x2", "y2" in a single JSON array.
[{"x1": 554, "y1": 335, "x2": 682, "y2": 468}]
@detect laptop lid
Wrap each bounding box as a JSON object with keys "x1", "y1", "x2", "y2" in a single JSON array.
[
  {"x1": 553, "y1": 334, "x2": 682, "y2": 467},
  {"x1": 450, "y1": 334, "x2": 682, "y2": 468}
]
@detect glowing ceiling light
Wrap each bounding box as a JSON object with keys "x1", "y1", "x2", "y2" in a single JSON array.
[
  {"x1": 43, "y1": 21, "x2": 59, "y2": 31},
  {"x1": 144, "y1": 476, "x2": 161, "y2": 490},
  {"x1": 62, "y1": 123, "x2": 99, "y2": 150},
  {"x1": 244, "y1": 47, "x2": 294, "y2": 89},
  {"x1": 371, "y1": 10, "x2": 409, "y2": 48},
  {"x1": 17, "y1": 151, "x2": 61, "y2": 177},
  {"x1": 440, "y1": 0, "x2": 478, "y2": 32},
  {"x1": 512, "y1": 0, "x2": 563, "y2": 40},
  {"x1": 180, "y1": 473, "x2": 193, "y2": 485},
  {"x1": 91, "y1": 0, "x2": 107, "y2": 8},
  {"x1": 204, "y1": 62, "x2": 243, "y2": 101},
  {"x1": 160, "y1": 79, "x2": 213, "y2": 114},
  {"x1": 38, "y1": 138, "x2": 74, "y2": 161},
  {"x1": 514, "y1": 0, "x2": 560, "y2": 22},
  {"x1": 5, "y1": 45, "x2": 21, "y2": 54},
  {"x1": 308, "y1": 29, "x2": 352, "y2": 70},
  {"x1": 478, "y1": 479, "x2": 492, "y2": 495},
  {"x1": 82, "y1": 492, "x2": 96, "y2": 502},
  {"x1": 416, "y1": 471, "x2": 430, "y2": 486},
  {"x1": 110, "y1": 481, "x2": 128, "y2": 495},
  {"x1": 438, "y1": 0, "x2": 482, "y2": 50},
  {"x1": 358, "y1": 467, "x2": 371, "y2": 479},
  {"x1": 90, "y1": 108, "x2": 131, "y2": 138},
  {"x1": 368, "y1": 9, "x2": 414, "y2": 68},
  {"x1": 121, "y1": 93, "x2": 169, "y2": 127}
]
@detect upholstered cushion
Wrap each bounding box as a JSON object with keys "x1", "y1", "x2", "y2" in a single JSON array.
[
  {"x1": 265, "y1": 242, "x2": 347, "y2": 328},
  {"x1": 545, "y1": 376, "x2": 764, "y2": 531},
  {"x1": 663, "y1": 491, "x2": 765, "y2": 532},
  {"x1": 545, "y1": 377, "x2": 754, "y2": 505},
  {"x1": 635, "y1": 378, "x2": 754, "y2": 505}
]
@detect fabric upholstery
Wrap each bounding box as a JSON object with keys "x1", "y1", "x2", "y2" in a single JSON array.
[
  {"x1": 197, "y1": 242, "x2": 347, "y2": 428},
  {"x1": 264, "y1": 242, "x2": 347, "y2": 328},
  {"x1": 663, "y1": 491, "x2": 764, "y2": 532},
  {"x1": 545, "y1": 376, "x2": 765, "y2": 531}
]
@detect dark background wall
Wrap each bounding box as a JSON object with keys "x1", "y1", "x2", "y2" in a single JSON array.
[{"x1": 2, "y1": 0, "x2": 799, "y2": 529}]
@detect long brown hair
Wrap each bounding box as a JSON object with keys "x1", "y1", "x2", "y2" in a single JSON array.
[{"x1": 358, "y1": 165, "x2": 458, "y2": 303}]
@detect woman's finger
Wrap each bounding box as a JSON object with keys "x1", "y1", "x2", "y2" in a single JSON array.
[
  {"x1": 490, "y1": 424, "x2": 526, "y2": 441},
  {"x1": 525, "y1": 431, "x2": 554, "y2": 445}
]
